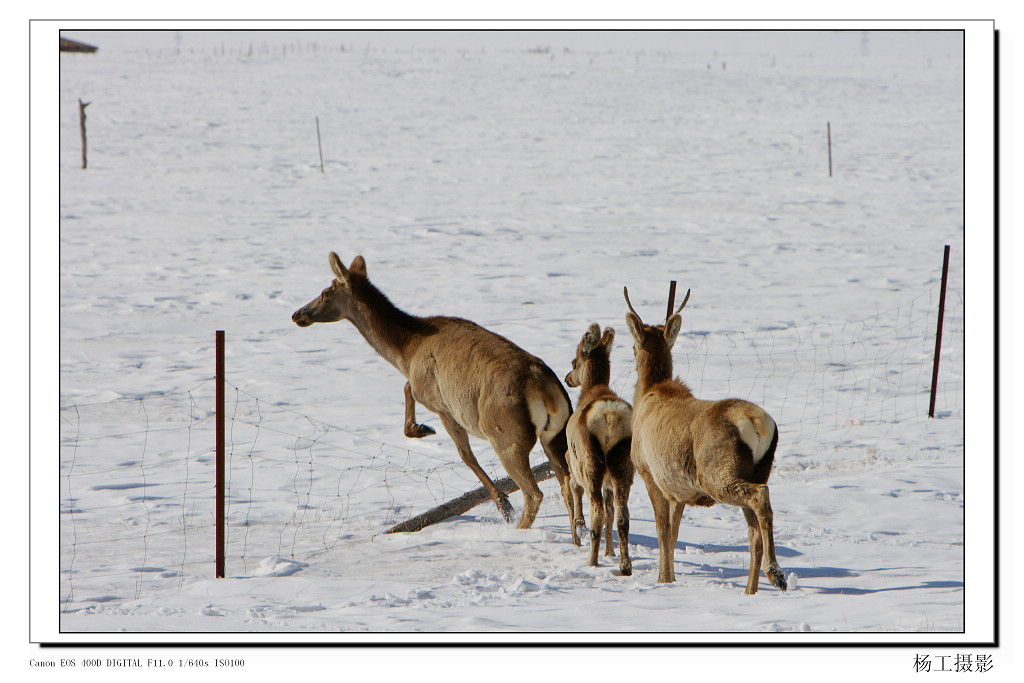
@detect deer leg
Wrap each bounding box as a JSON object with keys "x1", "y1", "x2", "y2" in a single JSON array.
[
  {"x1": 603, "y1": 487, "x2": 615, "y2": 558},
  {"x1": 742, "y1": 507, "x2": 764, "y2": 595},
  {"x1": 750, "y1": 485, "x2": 787, "y2": 592},
  {"x1": 644, "y1": 482, "x2": 679, "y2": 583},
  {"x1": 540, "y1": 428, "x2": 576, "y2": 530},
  {"x1": 402, "y1": 383, "x2": 435, "y2": 438},
  {"x1": 667, "y1": 499, "x2": 684, "y2": 577},
  {"x1": 437, "y1": 412, "x2": 514, "y2": 524},
  {"x1": 587, "y1": 481, "x2": 604, "y2": 567},
  {"x1": 607, "y1": 440, "x2": 633, "y2": 574},
  {"x1": 714, "y1": 481, "x2": 787, "y2": 593},
  {"x1": 570, "y1": 479, "x2": 585, "y2": 546},
  {"x1": 495, "y1": 443, "x2": 544, "y2": 530},
  {"x1": 614, "y1": 482, "x2": 632, "y2": 576}
]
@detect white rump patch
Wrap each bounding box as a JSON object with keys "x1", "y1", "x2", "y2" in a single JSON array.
[
  {"x1": 734, "y1": 413, "x2": 776, "y2": 465},
  {"x1": 530, "y1": 394, "x2": 570, "y2": 438},
  {"x1": 586, "y1": 400, "x2": 633, "y2": 453}
]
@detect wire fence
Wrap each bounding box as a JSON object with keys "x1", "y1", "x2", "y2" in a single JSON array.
[{"x1": 59, "y1": 273, "x2": 964, "y2": 610}]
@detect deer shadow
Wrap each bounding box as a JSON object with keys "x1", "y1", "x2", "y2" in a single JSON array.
[
  {"x1": 626, "y1": 532, "x2": 962, "y2": 593},
  {"x1": 627, "y1": 531, "x2": 803, "y2": 559}
]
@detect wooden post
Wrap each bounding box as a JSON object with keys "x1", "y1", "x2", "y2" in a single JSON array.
[
  {"x1": 315, "y1": 116, "x2": 324, "y2": 174},
  {"x1": 928, "y1": 246, "x2": 951, "y2": 418},
  {"x1": 215, "y1": 330, "x2": 226, "y2": 577},
  {"x1": 666, "y1": 281, "x2": 677, "y2": 321},
  {"x1": 827, "y1": 121, "x2": 833, "y2": 177},
  {"x1": 78, "y1": 99, "x2": 91, "y2": 169}
]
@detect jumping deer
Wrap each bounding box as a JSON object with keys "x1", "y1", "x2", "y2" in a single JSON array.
[
  {"x1": 623, "y1": 287, "x2": 787, "y2": 594},
  {"x1": 291, "y1": 252, "x2": 574, "y2": 530},
  {"x1": 564, "y1": 323, "x2": 634, "y2": 575}
]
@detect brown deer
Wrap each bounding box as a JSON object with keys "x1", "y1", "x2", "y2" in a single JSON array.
[
  {"x1": 564, "y1": 323, "x2": 634, "y2": 575},
  {"x1": 292, "y1": 252, "x2": 574, "y2": 530},
  {"x1": 623, "y1": 287, "x2": 787, "y2": 594}
]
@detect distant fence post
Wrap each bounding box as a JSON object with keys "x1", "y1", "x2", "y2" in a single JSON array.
[
  {"x1": 78, "y1": 98, "x2": 91, "y2": 169},
  {"x1": 315, "y1": 116, "x2": 325, "y2": 174},
  {"x1": 928, "y1": 245, "x2": 951, "y2": 418},
  {"x1": 215, "y1": 330, "x2": 226, "y2": 577},
  {"x1": 827, "y1": 121, "x2": 833, "y2": 177}
]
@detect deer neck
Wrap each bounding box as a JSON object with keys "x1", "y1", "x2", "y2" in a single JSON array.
[
  {"x1": 347, "y1": 281, "x2": 425, "y2": 376},
  {"x1": 579, "y1": 356, "x2": 611, "y2": 392},
  {"x1": 634, "y1": 349, "x2": 674, "y2": 394}
]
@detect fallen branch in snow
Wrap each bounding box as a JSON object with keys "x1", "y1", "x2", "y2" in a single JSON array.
[{"x1": 383, "y1": 461, "x2": 554, "y2": 534}]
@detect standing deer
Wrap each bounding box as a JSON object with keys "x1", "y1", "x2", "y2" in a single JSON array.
[
  {"x1": 292, "y1": 252, "x2": 574, "y2": 530},
  {"x1": 564, "y1": 323, "x2": 634, "y2": 575},
  {"x1": 623, "y1": 287, "x2": 787, "y2": 594}
]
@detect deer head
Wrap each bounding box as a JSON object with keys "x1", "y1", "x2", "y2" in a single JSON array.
[
  {"x1": 292, "y1": 252, "x2": 367, "y2": 327},
  {"x1": 623, "y1": 286, "x2": 690, "y2": 386},
  {"x1": 564, "y1": 323, "x2": 615, "y2": 389}
]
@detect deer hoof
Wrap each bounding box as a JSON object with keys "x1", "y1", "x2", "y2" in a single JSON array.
[
  {"x1": 497, "y1": 494, "x2": 515, "y2": 524},
  {"x1": 405, "y1": 423, "x2": 435, "y2": 438},
  {"x1": 619, "y1": 562, "x2": 632, "y2": 577},
  {"x1": 767, "y1": 567, "x2": 788, "y2": 592}
]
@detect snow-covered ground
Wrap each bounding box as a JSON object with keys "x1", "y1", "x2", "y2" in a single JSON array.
[{"x1": 45, "y1": 27, "x2": 991, "y2": 662}]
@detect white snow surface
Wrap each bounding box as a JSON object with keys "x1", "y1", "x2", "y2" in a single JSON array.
[{"x1": 54, "y1": 31, "x2": 975, "y2": 644}]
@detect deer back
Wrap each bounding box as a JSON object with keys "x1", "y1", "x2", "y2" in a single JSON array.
[
  {"x1": 632, "y1": 383, "x2": 777, "y2": 501},
  {"x1": 406, "y1": 316, "x2": 571, "y2": 442}
]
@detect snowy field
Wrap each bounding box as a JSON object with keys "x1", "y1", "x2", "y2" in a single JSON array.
[{"x1": 48, "y1": 28, "x2": 983, "y2": 649}]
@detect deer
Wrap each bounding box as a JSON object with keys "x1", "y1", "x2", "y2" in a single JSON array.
[
  {"x1": 291, "y1": 252, "x2": 575, "y2": 530},
  {"x1": 563, "y1": 323, "x2": 634, "y2": 575},
  {"x1": 623, "y1": 286, "x2": 787, "y2": 594}
]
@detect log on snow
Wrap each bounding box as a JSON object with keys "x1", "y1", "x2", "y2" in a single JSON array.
[{"x1": 382, "y1": 461, "x2": 554, "y2": 534}]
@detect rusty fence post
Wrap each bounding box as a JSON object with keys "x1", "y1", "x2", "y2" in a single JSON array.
[
  {"x1": 215, "y1": 330, "x2": 226, "y2": 577},
  {"x1": 928, "y1": 245, "x2": 951, "y2": 418}
]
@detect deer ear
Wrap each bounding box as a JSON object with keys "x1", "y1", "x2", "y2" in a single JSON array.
[
  {"x1": 329, "y1": 252, "x2": 350, "y2": 285},
  {"x1": 625, "y1": 313, "x2": 644, "y2": 344},
  {"x1": 664, "y1": 314, "x2": 682, "y2": 348},
  {"x1": 581, "y1": 323, "x2": 601, "y2": 353},
  {"x1": 601, "y1": 327, "x2": 615, "y2": 354},
  {"x1": 349, "y1": 255, "x2": 367, "y2": 278}
]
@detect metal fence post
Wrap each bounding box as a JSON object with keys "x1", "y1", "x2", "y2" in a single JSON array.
[
  {"x1": 216, "y1": 330, "x2": 226, "y2": 577},
  {"x1": 928, "y1": 246, "x2": 951, "y2": 418}
]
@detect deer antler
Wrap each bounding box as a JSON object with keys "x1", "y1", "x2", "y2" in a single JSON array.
[
  {"x1": 626, "y1": 285, "x2": 691, "y2": 322},
  {"x1": 623, "y1": 286, "x2": 641, "y2": 321},
  {"x1": 673, "y1": 288, "x2": 691, "y2": 315}
]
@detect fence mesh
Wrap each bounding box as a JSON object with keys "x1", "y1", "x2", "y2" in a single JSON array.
[{"x1": 59, "y1": 280, "x2": 965, "y2": 610}]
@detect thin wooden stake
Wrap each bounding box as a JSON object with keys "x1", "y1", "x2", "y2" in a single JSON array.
[
  {"x1": 315, "y1": 116, "x2": 325, "y2": 174},
  {"x1": 78, "y1": 98, "x2": 91, "y2": 169},
  {"x1": 666, "y1": 281, "x2": 677, "y2": 321},
  {"x1": 215, "y1": 330, "x2": 226, "y2": 577},
  {"x1": 827, "y1": 121, "x2": 833, "y2": 177},
  {"x1": 928, "y1": 245, "x2": 951, "y2": 418}
]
